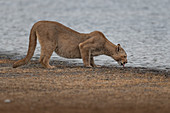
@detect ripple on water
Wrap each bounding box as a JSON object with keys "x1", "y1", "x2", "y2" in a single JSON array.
[{"x1": 0, "y1": 0, "x2": 170, "y2": 69}]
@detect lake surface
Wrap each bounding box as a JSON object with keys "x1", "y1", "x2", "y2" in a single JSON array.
[{"x1": 0, "y1": 0, "x2": 170, "y2": 70}]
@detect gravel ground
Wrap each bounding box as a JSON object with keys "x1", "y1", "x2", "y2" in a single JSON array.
[{"x1": 0, "y1": 59, "x2": 170, "y2": 113}]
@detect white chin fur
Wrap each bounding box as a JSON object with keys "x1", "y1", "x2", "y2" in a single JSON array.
[{"x1": 118, "y1": 61, "x2": 125, "y2": 67}]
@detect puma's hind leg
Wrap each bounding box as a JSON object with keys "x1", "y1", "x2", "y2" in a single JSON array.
[
  {"x1": 39, "y1": 47, "x2": 55, "y2": 68},
  {"x1": 38, "y1": 40, "x2": 56, "y2": 68}
]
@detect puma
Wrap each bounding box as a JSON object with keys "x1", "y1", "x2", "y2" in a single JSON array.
[{"x1": 13, "y1": 21, "x2": 127, "y2": 68}]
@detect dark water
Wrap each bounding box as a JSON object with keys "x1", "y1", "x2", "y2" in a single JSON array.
[{"x1": 0, "y1": 0, "x2": 170, "y2": 69}]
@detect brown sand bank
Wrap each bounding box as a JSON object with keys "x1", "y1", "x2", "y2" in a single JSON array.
[{"x1": 0, "y1": 59, "x2": 170, "y2": 113}]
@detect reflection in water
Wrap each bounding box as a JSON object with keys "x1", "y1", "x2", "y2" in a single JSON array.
[{"x1": 0, "y1": 0, "x2": 170, "y2": 69}]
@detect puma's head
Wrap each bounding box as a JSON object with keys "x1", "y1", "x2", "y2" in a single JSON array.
[{"x1": 112, "y1": 44, "x2": 127, "y2": 67}]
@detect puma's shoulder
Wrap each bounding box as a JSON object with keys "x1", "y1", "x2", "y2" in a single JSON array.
[{"x1": 88, "y1": 31, "x2": 108, "y2": 44}]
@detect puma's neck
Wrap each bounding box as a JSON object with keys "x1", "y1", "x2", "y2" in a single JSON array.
[{"x1": 104, "y1": 40, "x2": 117, "y2": 56}]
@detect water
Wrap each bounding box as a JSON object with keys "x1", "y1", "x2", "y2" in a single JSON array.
[{"x1": 0, "y1": 0, "x2": 170, "y2": 69}]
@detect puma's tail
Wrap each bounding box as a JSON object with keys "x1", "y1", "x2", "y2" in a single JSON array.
[{"x1": 13, "y1": 27, "x2": 37, "y2": 68}]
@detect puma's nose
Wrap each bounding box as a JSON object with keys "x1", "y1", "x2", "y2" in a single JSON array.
[{"x1": 124, "y1": 61, "x2": 127, "y2": 64}]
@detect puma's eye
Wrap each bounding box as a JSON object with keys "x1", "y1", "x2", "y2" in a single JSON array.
[{"x1": 124, "y1": 56, "x2": 127, "y2": 58}]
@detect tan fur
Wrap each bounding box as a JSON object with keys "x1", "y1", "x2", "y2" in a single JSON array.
[{"x1": 13, "y1": 21, "x2": 127, "y2": 68}]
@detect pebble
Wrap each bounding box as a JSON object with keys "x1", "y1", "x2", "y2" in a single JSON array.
[{"x1": 4, "y1": 99, "x2": 11, "y2": 103}]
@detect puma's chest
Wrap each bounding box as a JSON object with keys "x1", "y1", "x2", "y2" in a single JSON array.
[{"x1": 91, "y1": 48, "x2": 104, "y2": 56}]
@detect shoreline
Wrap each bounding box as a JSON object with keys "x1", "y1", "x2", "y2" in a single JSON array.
[
  {"x1": 1, "y1": 52, "x2": 170, "y2": 71},
  {"x1": 0, "y1": 56, "x2": 170, "y2": 113},
  {"x1": 0, "y1": 54, "x2": 170, "y2": 78}
]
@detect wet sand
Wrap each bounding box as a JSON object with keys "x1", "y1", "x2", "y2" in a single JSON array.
[{"x1": 0, "y1": 58, "x2": 170, "y2": 113}]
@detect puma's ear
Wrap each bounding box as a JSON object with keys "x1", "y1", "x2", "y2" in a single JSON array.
[{"x1": 117, "y1": 44, "x2": 121, "y2": 52}]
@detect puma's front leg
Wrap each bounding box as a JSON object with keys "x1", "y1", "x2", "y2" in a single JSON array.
[
  {"x1": 90, "y1": 57, "x2": 97, "y2": 67},
  {"x1": 90, "y1": 57, "x2": 101, "y2": 67},
  {"x1": 79, "y1": 36, "x2": 102, "y2": 68},
  {"x1": 79, "y1": 43, "x2": 92, "y2": 67}
]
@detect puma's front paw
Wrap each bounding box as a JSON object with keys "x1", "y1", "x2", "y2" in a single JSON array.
[{"x1": 85, "y1": 65, "x2": 92, "y2": 68}]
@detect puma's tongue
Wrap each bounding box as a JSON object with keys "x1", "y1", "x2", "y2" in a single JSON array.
[{"x1": 123, "y1": 64, "x2": 125, "y2": 67}]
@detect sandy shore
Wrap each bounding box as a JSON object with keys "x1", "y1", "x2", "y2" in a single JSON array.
[{"x1": 0, "y1": 58, "x2": 170, "y2": 113}]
